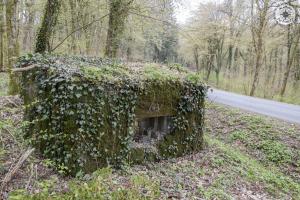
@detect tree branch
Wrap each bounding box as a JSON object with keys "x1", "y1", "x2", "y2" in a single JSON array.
[
  {"x1": 51, "y1": 13, "x2": 109, "y2": 52},
  {"x1": 12, "y1": 65, "x2": 38, "y2": 73},
  {"x1": 128, "y1": 10, "x2": 202, "y2": 45},
  {"x1": 1, "y1": 148, "x2": 35, "y2": 192}
]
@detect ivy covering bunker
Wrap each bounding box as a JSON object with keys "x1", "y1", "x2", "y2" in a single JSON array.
[{"x1": 17, "y1": 54, "x2": 207, "y2": 174}]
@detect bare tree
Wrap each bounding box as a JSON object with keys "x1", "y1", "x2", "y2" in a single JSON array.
[{"x1": 280, "y1": 25, "x2": 300, "y2": 96}]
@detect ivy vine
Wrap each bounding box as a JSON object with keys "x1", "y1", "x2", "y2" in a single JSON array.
[{"x1": 17, "y1": 54, "x2": 207, "y2": 174}]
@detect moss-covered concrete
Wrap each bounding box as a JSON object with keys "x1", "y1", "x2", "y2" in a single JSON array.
[{"x1": 17, "y1": 54, "x2": 207, "y2": 174}]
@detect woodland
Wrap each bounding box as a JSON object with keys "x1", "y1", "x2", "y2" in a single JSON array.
[{"x1": 0, "y1": 0, "x2": 299, "y2": 103}]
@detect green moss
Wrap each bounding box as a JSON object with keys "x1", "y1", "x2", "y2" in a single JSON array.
[
  {"x1": 129, "y1": 147, "x2": 158, "y2": 165},
  {"x1": 186, "y1": 73, "x2": 203, "y2": 84},
  {"x1": 168, "y1": 63, "x2": 188, "y2": 73},
  {"x1": 80, "y1": 63, "x2": 131, "y2": 81},
  {"x1": 142, "y1": 64, "x2": 180, "y2": 80}
]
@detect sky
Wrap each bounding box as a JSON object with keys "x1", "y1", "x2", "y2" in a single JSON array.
[
  {"x1": 175, "y1": 0, "x2": 210, "y2": 24},
  {"x1": 175, "y1": 0, "x2": 300, "y2": 24}
]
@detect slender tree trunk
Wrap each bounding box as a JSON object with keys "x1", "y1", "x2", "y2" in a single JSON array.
[
  {"x1": 206, "y1": 54, "x2": 214, "y2": 81},
  {"x1": 83, "y1": 12, "x2": 93, "y2": 55},
  {"x1": 265, "y1": 51, "x2": 272, "y2": 85},
  {"x1": 23, "y1": 0, "x2": 35, "y2": 52},
  {"x1": 239, "y1": 51, "x2": 247, "y2": 78},
  {"x1": 193, "y1": 45, "x2": 200, "y2": 71},
  {"x1": 95, "y1": 21, "x2": 103, "y2": 56},
  {"x1": 35, "y1": 0, "x2": 61, "y2": 53},
  {"x1": 271, "y1": 48, "x2": 278, "y2": 87},
  {"x1": 249, "y1": 0, "x2": 270, "y2": 96},
  {"x1": 215, "y1": 38, "x2": 224, "y2": 86},
  {"x1": 233, "y1": 47, "x2": 239, "y2": 75},
  {"x1": 6, "y1": 0, "x2": 19, "y2": 95},
  {"x1": 293, "y1": 48, "x2": 300, "y2": 90},
  {"x1": 277, "y1": 48, "x2": 284, "y2": 90},
  {"x1": 250, "y1": 36, "x2": 263, "y2": 96},
  {"x1": 6, "y1": 0, "x2": 19, "y2": 67},
  {"x1": 226, "y1": 0, "x2": 233, "y2": 80},
  {"x1": 69, "y1": 0, "x2": 77, "y2": 54},
  {"x1": 126, "y1": 27, "x2": 134, "y2": 61},
  {"x1": 0, "y1": 0, "x2": 4, "y2": 72}
]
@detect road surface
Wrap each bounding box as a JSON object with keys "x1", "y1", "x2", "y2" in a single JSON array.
[{"x1": 207, "y1": 89, "x2": 300, "y2": 124}]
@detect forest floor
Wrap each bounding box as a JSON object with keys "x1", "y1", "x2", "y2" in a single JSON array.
[{"x1": 1, "y1": 94, "x2": 300, "y2": 199}]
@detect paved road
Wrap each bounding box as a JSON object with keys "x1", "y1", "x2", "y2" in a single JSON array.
[{"x1": 207, "y1": 89, "x2": 300, "y2": 124}]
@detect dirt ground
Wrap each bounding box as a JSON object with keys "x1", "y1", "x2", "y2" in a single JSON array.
[{"x1": 0, "y1": 96, "x2": 299, "y2": 199}]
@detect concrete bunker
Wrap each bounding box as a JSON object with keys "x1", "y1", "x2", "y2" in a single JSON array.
[{"x1": 17, "y1": 54, "x2": 207, "y2": 174}]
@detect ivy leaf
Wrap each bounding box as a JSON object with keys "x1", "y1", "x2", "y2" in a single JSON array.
[
  {"x1": 75, "y1": 93, "x2": 82, "y2": 98},
  {"x1": 68, "y1": 85, "x2": 75, "y2": 91}
]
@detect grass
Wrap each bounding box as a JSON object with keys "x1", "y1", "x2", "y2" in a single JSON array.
[
  {"x1": 13, "y1": 134, "x2": 300, "y2": 199},
  {"x1": 10, "y1": 168, "x2": 161, "y2": 200},
  {"x1": 0, "y1": 73, "x2": 9, "y2": 96},
  {"x1": 206, "y1": 136, "x2": 300, "y2": 198},
  {"x1": 206, "y1": 103, "x2": 300, "y2": 181},
  {"x1": 4, "y1": 103, "x2": 299, "y2": 199},
  {"x1": 0, "y1": 81, "x2": 300, "y2": 199}
]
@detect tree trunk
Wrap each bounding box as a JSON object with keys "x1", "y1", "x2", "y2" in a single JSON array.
[
  {"x1": 193, "y1": 45, "x2": 200, "y2": 71},
  {"x1": 293, "y1": 47, "x2": 300, "y2": 89},
  {"x1": 277, "y1": 48, "x2": 284, "y2": 90},
  {"x1": 6, "y1": 0, "x2": 19, "y2": 95},
  {"x1": 249, "y1": 0, "x2": 270, "y2": 96},
  {"x1": 216, "y1": 70, "x2": 220, "y2": 86},
  {"x1": 105, "y1": 0, "x2": 133, "y2": 58},
  {"x1": 226, "y1": 0, "x2": 234, "y2": 80},
  {"x1": 69, "y1": 0, "x2": 77, "y2": 54},
  {"x1": 250, "y1": 38, "x2": 263, "y2": 96},
  {"x1": 280, "y1": 26, "x2": 300, "y2": 96},
  {"x1": 0, "y1": 0, "x2": 4, "y2": 72},
  {"x1": 232, "y1": 47, "x2": 238, "y2": 75},
  {"x1": 35, "y1": 0, "x2": 61, "y2": 53},
  {"x1": 23, "y1": 0, "x2": 35, "y2": 52},
  {"x1": 206, "y1": 54, "x2": 214, "y2": 81},
  {"x1": 271, "y1": 48, "x2": 278, "y2": 88},
  {"x1": 126, "y1": 28, "x2": 133, "y2": 61}
]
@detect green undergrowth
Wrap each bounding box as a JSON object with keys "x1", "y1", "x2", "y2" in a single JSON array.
[
  {"x1": 206, "y1": 103, "x2": 300, "y2": 182},
  {"x1": 206, "y1": 135, "x2": 300, "y2": 199},
  {"x1": 9, "y1": 168, "x2": 161, "y2": 200},
  {"x1": 229, "y1": 129, "x2": 293, "y2": 164},
  {"x1": 167, "y1": 63, "x2": 188, "y2": 73},
  {"x1": 10, "y1": 134, "x2": 300, "y2": 199}
]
